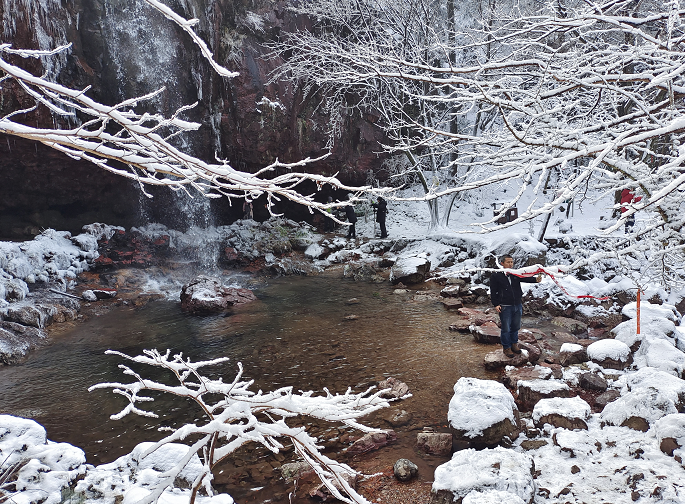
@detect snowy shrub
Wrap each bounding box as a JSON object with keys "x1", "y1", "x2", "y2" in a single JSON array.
[{"x1": 90, "y1": 349, "x2": 390, "y2": 504}]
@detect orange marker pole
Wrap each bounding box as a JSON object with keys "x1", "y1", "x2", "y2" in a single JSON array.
[{"x1": 636, "y1": 289, "x2": 641, "y2": 335}]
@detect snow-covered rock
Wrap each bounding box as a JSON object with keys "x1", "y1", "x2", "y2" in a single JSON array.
[
  {"x1": 180, "y1": 275, "x2": 257, "y2": 313},
  {"x1": 559, "y1": 342, "x2": 588, "y2": 366},
  {"x1": 517, "y1": 379, "x2": 571, "y2": 410},
  {"x1": 389, "y1": 255, "x2": 431, "y2": 285},
  {"x1": 532, "y1": 396, "x2": 592, "y2": 430},
  {"x1": 586, "y1": 339, "x2": 632, "y2": 369},
  {"x1": 655, "y1": 413, "x2": 685, "y2": 460},
  {"x1": 430, "y1": 447, "x2": 535, "y2": 504},
  {"x1": 0, "y1": 415, "x2": 87, "y2": 504},
  {"x1": 304, "y1": 243, "x2": 325, "y2": 259},
  {"x1": 448, "y1": 378, "x2": 520, "y2": 447},
  {"x1": 75, "y1": 441, "x2": 234, "y2": 504},
  {"x1": 633, "y1": 337, "x2": 685, "y2": 378},
  {"x1": 601, "y1": 386, "x2": 682, "y2": 431}
]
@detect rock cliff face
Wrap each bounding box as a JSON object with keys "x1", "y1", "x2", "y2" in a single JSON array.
[{"x1": 0, "y1": 0, "x2": 388, "y2": 239}]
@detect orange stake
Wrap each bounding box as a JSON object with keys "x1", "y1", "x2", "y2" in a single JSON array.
[{"x1": 636, "y1": 289, "x2": 641, "y2": 335}]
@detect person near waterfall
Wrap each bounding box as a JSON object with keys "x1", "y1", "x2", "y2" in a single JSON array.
[{"x1": 490, "y1": 255, "x2": 542, "y2": 358}]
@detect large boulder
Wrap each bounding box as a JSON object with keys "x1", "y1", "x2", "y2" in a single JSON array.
[
  {"x1": 430, "y1": 447, "x2": 536, "y2": 504},
  {"x1": 532, "y1": 396, "x2": 591, "y2": 430},
  {"x1": 390, "y1": 256, "x2": 431, "y2": 285},
  {"x1": 0, "y1": 321, "x2": 48, "y2": 364},
  {"x1": 483, "y1": 348, "x2": 530, "y2": 370},
  {"x1": 180, "y1": 275, "x2": 257, "y2": 314},
  {"x1": 448, "y1": 378, "x2": 520, "y2": 448},
  {"x1": 586, "y1": 339, "x2": 632, "y2": 370}
]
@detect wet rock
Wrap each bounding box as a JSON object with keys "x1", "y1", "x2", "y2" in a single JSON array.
[
  {"x1": 457, "y1": 307, "x2": 500, "y2": 326},
  {"x1": 92, "y1": 289, "x2": 117, "y2": 299},
  {"x1": 517, "y1": 379, "x2": 571, "y2": 410},
  {"x1": 382, "y1": 409, "x2": 412, "y2": 427},
  {"x1": 449, "y1": 378, "x2": 520, "y2": 448},
  {"x1": 440, "y1": 285, "x2": 461, "y2": 298},
  {"x1": 180, "y1": 275, "x2": 256, "y2": 314},
  {"x1": 559, "y1": 343, "x2": 588, "y2": 366},
  {"x1": 416, "y1": 432, "x2": 452, "y2": 456},
  {"x1": 449, "y1": 319, "x2": 472, "y2": 332},
  {"x1": 441, "y1": 298, "x2": 464, "y2": 310},
  {"x1": 587, "y1": 339, "x2": 632, "y2": 370},
  {"x1": 346, "y1": 431, "x2": 397, "y2": 455},
  {"x1": 280, "y1": 461, "x2": 314, "y2": 484},
  {"x1": 483, "y1": 348, "x2": 529, "y2": 370},
  {"x1": 533, "y1": 397, "x2": 591, "y2": 430},
  {"x1": 519, "y1": 342, "x2": 541, "y2": 363},
  {"x1": 594, "y1": 389, "x2": 621, "y2": 410},
  {"x1": 343, "y1": 314, "x2": 359, "y2": 321},
  {"x1": 378, "y1": 377, "x2": 410, "y2": 399},
  {"x1": 551, "y1": 330, "x2": 579, "y2": 344},
  {"x1": 0, "y1": 321, "x2": 48, "y2": 364},
  {"x1": 578, "y1": 372, "x2": 608, "y2": 392},
  {"x1": 393, "y1": 459, "x2": 418, "y2": 481},
  {"x1": 551, "y1": 316, "x2": 588, "y2": 335},
  {"x1": 471, "y1": 322, "x2": 501, "y2": 344},
  {"x1": 3, "y1": 305, "x2": 48, "y2": 328},
  {"x1": 390, "y1": 256, "x2": 431, "y2": 285}
]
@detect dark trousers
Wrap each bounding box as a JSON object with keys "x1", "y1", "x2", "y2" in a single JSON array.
[
  {"x1": 499, "y1": 304, "x2": 522, "y2": 349},
  {"x1": 378, "y1": 218, "x2": 387, "y2": 238},
  {"x1": 346, "y1": 223, "x2": 356, "y2": 238}
]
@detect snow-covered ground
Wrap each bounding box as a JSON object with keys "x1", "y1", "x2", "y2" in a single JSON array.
[{"x1": 2, "y1": 183, "x2": 685, "y2": 503}]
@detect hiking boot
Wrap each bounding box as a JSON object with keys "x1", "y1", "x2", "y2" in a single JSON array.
[
  {"x1": 503, "y1": 347, "x2": 515, "y2": 358},
  {"x1": 511, "y1": 343, "x2": 522, "y2": 354}
]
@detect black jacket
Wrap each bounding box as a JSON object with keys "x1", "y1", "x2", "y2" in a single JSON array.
[
  {"x1": 372, "y1": 199, "x2": 387, "y2": 222},
  {"x1": 490, "y1": 271, "x2": 537, "y2": 306},
  {"x1": 344, "y1": 204, "x2": 357, "y2": 223}
]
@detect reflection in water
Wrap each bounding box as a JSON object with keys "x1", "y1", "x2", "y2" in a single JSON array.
[{"x1": 0, "y1": 273, "x2": 498, "y2": 469}]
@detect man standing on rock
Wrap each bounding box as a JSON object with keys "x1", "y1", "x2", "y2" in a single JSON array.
[{"x1": 490, "y1": 255, "x2": 541, "y2": 358}]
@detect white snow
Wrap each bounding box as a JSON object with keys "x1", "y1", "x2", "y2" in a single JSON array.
[
  {"x1": 560, "y1": 343, "x2": 584, "y2": 353},
  {"x1": 448, "y1": 378, "x2": 517, "y2": 436},
  {"x1": 587, "y1": 339, "x2": 631, "y2": 362},
  {"x1": 517, "y1": 379, "x2": 570, "y2": 395},
  {"x1": 532, "y1": 396, "x2": 591, "y2": 424},
  {"x1": 432, "y1": 447, "x2": 535, "y2": 503}
]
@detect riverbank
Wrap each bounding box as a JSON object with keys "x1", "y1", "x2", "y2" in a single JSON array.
[{"x1": 2, "y1": 215, "x2": 685, "y2": 503}]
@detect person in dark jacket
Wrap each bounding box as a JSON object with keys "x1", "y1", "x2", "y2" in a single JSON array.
[
  {"x1": 372, "y1": 197, "x2": 388, "y2": 238},
  {"x1": 344, "y1": 203, "x2": 357, "y2": 238},
  {"x1": 490, "y1": 255, "x2": 542, "y2": 358}
]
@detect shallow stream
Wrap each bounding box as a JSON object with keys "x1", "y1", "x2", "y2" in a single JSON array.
[{"x1": 0, "y1": 270, "x2": 511, "y2": 499}]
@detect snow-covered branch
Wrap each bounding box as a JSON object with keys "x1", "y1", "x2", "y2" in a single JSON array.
[{"x1": 89, "y1": 349, "x2": 389, "y2": 504}]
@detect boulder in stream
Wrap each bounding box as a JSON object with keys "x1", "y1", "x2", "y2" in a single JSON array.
[{"x1": 180, "y1": 275, "x2": 256, "y2": 314}]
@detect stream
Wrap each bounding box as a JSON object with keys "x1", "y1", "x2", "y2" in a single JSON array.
[{"x1": 0, "y1": 270, "x2": 507, "y2": 500}]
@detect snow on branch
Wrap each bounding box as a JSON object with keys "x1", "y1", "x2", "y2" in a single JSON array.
[
  {"x1": 89, "y1": 349, "x2": 389, "y2": 504},
  {"x1": 271, "y1": 0, "x2": 685, "y2": 236}
]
